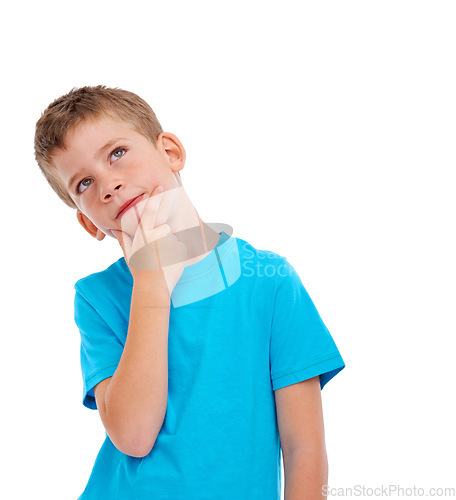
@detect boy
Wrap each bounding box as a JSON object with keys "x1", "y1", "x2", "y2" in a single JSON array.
[{"x1": 34, "y1": 85, "x2": 345, "y2": 500}]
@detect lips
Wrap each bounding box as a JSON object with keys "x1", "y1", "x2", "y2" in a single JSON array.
[{"x1": 117, "y1": 194, "x2": 144, "y2": 219}]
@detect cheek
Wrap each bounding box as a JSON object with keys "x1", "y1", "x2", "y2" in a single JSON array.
[
  {"x1": 78, "y1": 198, "x2": 94, "y2": 218},
  {"x1": 81, "y1": 197, "x2": 104, "y2": 222}
]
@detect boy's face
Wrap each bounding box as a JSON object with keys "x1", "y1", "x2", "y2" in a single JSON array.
[{"x1": 52, "y1": 116, "x2": 184, "y2": 240}]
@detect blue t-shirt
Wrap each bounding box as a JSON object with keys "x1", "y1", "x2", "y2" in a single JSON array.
[{"x1": 74, "y1": 231, "x2": 345, "y2": 499}]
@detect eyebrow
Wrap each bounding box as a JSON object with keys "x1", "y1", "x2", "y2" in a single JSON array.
[{"x1": 67, "y1": 137, "x2": 127, "y2": 193}]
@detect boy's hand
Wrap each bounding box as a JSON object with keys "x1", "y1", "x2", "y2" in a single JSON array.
[{"x1": 112, "y1": 185, "x2": 188, "y2": 295}]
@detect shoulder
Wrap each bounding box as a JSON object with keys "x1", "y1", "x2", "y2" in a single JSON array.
[
  {"x1": 74, "y1": 257, "x2": 131, "y2": 294},
  {"x1": 236, "y1": 234, "x2": 290, "y2": 269},
  {"x1": 235, "y1": 234, "x2": 297, "y2": 285},
  {"x1": 73, "y1": 258, "x2": 133, "y2": 332}
]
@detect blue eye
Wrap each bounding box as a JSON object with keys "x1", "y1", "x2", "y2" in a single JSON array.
[
  {"x1": 77, "y1": 178, "x2": 93, "y2": 194},
  {"x1": 111, "y1": 148, "x2": 125, "y2": 161}
]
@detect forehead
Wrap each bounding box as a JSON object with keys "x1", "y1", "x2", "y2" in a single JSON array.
[
  {"x1": 52, "y1": 116, "x2": 144, "y2": 169},
  {"x1": 62, "y1": 116, "x2": 138, "y2": 149}
]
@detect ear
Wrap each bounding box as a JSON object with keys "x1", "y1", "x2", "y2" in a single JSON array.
[
  {"x1": 157, "y1": 132, "x2": 186, "y2": 175},
  {"x1": 76, "y1": 210, "x2": 106, "y2": 241}
]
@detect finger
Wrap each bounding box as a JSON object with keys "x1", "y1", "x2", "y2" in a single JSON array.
[
  {"x1": 153, "y1": 185, "x2": 191, "y2": 229},
  {"x1": 118, "y1": 186, "x2": 164, "y2": 242},
  {"x1": 134, "y1": 186, "x2": 165, "y2": 245}
]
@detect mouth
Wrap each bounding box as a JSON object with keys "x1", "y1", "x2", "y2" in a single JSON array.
[{"x1": 117, "y1": 194, "x2": 144, "y2": 219}]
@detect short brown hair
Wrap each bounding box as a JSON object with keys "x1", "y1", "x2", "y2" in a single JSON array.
[{"x1": 34, "y1": 85, "x2": 166, "y2": 209}]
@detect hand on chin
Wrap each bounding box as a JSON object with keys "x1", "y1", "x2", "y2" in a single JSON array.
[
  {"x1": 114, "y1": 187, "x2": 174, "y2": 240},
  {"x1": 114, "y1": 195, "x2": 150, "y2": 240},
  {"x1": 112, "y1": 186, "x2": 185, "y2": 241}
]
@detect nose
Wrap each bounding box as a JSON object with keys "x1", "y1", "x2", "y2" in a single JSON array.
[{"x1": 99, "y1": 175, "x2": 124, "y2": 201}]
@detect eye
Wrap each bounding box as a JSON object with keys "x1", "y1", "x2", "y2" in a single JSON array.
[
  {"x1": 111, "y1": 148, "x2": 126, "y2": 161},
  {"x1": 77, "y1": 178, "x2": 93, "y2": 194}
]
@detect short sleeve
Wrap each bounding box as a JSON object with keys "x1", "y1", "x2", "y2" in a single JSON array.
[
  {"x1": 74, "y1": 285, "x2": 124, "y2": 410},
  {"x1": 270, "y1": 259, "x2": 345, "y2": 391}
]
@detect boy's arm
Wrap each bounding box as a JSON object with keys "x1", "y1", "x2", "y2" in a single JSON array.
[
  {"x1": 275, "y1": 376, "x2": 328, "y2": 499},
  {"x1": 94, "y1": 275, "x2": 171, "y2": 458},
  {"x1": 92, "y1": 188, "x2": 186, "y2": 458}
]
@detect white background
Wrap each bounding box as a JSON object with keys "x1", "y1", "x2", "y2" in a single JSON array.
[{"x1": 2, "y1": 1, "x2": 455, "y2": 499}]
